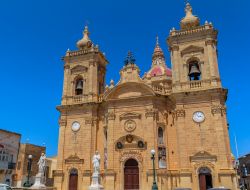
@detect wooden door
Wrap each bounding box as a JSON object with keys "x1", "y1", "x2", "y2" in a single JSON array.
[
  {"x1": 199, "y1": 173, "x2": 213, "y2": 190},
  {"x1": 199, "y1": 174, "x2": 206, "y2": 190},
  {"x1": 69, "y1": 173, "x2": 78, "y2": 190},
  {"x1": 124, "y1": 159, "x2": 139, "y2": 190}
]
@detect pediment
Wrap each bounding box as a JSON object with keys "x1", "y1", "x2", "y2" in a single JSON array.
[
  {"x1": 181, "y1": 45, "x2": 204, "y2": 56},
  {"x1": 104, "y1": 82, "x2": 155, "y2": 100},
  {"x1": 190, "y1": 151, "x2": 217, "y2": 162},
  {"x1": 71, "y1": 65, "x2": 88, "y2": 74},
  {"x1": 65, "y1": 154, "x2": 84, "y2": 164},
  {"x1": 119, "y1": 112, "x2": 141, "y2": 120}
]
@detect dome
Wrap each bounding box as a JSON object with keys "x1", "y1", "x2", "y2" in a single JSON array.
[{"x1": 148, "y1": 65, "x2": 172, "y2": 77}]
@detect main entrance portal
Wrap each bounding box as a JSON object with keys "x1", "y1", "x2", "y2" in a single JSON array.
[
  {"x1": 124, "y1": 159, "x2": 139, "y2": 190},
  {"x1": 199, "y1": 167, "x2": 213, "y2": 190},
  {"x1": 69, "y1": 168, "x2": 78, "y2": 190}
]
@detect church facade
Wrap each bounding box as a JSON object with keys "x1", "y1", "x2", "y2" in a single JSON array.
[{"x1": 54, "y1": 3, "x2": 237, "y2": 190}]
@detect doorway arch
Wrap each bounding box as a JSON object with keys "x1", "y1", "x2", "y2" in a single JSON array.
[
  {"x1": 124, "y1": 159, "x2": 139, "y2": 190},
  {"x1": 199, "y1": 167, "x2": 213, "y2": 190},
  {"x1": 69, "y1": 168, "x2": 78, "y2": 190}
]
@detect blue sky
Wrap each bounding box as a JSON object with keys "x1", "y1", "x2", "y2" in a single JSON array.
[{"x1": 0, "y1": 0, "x2": 249, "y2": 157}]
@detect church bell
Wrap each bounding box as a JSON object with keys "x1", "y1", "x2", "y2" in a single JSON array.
[
  {"x1": 189, "y1": 64, "x2": 201, "y2": 80},
  {"x1": 76, "y1": 80, "x2": 83, "y2": 90}
]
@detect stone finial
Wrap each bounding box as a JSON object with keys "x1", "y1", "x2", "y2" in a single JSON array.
[
  {"x1": 180, "y1": 2, "x2": 200, "y2": 29},
  {"x1": 76, "y1": 26, "x2": 93, "y2": 49},
  {"x1": 65, "y1": 48, "x2": 70, "y2": 56},
  {"x1": 152, "y1": 35, "x2": 165, "y2": 60},
  {"x1": 110, "y1": 79, "x2": 115, "y2": 88}
]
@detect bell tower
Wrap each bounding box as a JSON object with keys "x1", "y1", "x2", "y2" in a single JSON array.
[
  {"x1": 166, "y1": 3, "x2": 236, "y2": 189},
  {"x1": 61, "y1": 26, "x2": 107, "y2": 105},
  {"x1": 54, "y1": 26, "x2": 108, "y2": 190},
  {"x1": 168, "y1": 3, "x2": 221, "y2": 92}
]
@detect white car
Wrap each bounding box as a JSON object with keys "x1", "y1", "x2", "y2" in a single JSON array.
[{"x1": 0, "y1": 184, "x2": 12, "y2": 190}]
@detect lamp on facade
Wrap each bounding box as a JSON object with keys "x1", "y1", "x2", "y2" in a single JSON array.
[
  {"x1": 24, "y1": 154, "x2": 33, "y2": 187},
  {"x1": 151, "y1": 149, "x2": 158, "y2": 190}
]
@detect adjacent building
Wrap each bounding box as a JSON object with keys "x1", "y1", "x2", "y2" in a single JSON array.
[
  {"x1": 238, "y1": 153, "x2": 250, "y2": 189},
  {"x1": 54, "y1": 3, "x2": 237, "y2": 190},
  {"x1": 0, "y1": 129, "x2": 21, "y2": 186}
]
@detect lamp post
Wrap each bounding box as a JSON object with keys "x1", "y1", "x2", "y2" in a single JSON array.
[
  {"x1": 24, "y1": 154, "x2": 33, "y2": 187},
  {"x1": 151, "y1": 149, "x2": 158, "y2": 190}
]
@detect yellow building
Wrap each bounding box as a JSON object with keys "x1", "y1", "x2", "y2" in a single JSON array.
[{"x1": 54, "y1": 3, "x2": 237, "y2": 190}]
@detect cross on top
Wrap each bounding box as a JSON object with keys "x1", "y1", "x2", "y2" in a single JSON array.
[{"x1": 124, "y1": 51, "x2": 136, "y2": 65}]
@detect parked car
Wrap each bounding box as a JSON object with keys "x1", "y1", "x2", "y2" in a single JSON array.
[{"x1": 0, "y1": 184, "x2": 12, "y2": 190}]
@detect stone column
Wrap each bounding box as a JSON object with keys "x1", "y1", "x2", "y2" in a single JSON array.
[
  {"x1": 105, "y1": 110, "x2": 115, "y2": 190},
  {"x1": 62, "y1": 64, "x2": 70, "y2": 105},
  {"x1": 54, "y1": 118, "x2": 66, "y2": 190},
  {"x1": 171, "y1": 46, "x2": 180, "y2": 84},
  {"x1": 206, "y1": 39, "x2": 221, "y2": 87}
]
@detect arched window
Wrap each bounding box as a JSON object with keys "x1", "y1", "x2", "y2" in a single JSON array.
[
  {"x1": 188, "y1": 60, "x2": 201, "y2": 81},
  {"x1": 158, "y1": 127, "x2": 164, "y2": 145},
  {"x1": 75, "y1": 79, "x2": 83, "y2": 95}
]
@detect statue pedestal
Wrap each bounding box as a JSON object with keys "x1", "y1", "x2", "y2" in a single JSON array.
[
  {"x1": 31, "y1": 172, "x2": 46, "y2": 189},
  {"x1": 88, "y1": 172, "x2": 104, "y2": 190}
]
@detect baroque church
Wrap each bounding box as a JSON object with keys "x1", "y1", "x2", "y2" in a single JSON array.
[{"x1": 54, "y1": 3, "x2": 237, "y2": 190}]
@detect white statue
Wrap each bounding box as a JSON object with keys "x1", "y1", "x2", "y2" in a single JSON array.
[
  {"x1": 31, "y1": 152, "x2": 46, "y2": 188},
  {"x1": 89, "y1": 151, "x2": 104, "y2": 190},
  {"x1": 92, "y1": 151, "x2": 100, "y2": 174},
  {"x1": 38, "y1": 152, "x2": 46, "y2": 174}
]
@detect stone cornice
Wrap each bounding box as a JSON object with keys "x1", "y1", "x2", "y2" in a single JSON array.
[
  {"x1": 168, "y1": 27, "x2": 218, "y2": 46},
  {"x1": 56, "y1": 102, "x2": 99, "y2": 113}
]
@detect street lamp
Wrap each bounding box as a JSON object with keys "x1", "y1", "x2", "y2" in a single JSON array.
[
  {"x1": 151, "y1": 149, "x2": 158, "y2": 190},
  {"x1": 24, "y1": 154, "x2": 33, "y2": 187}
]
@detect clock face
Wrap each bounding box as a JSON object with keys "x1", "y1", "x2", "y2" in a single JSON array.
[
  {"x1": 71, "y1": 122, "x2": 80, "y2": 132},
  {"x1": 193, "y1": 111, "x2": 205, "y2": 123}
]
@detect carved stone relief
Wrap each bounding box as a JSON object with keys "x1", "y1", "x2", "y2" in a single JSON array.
[
  {"x1": 120, "y1": 150, "x2": 143, "y2": 163},
  {"x1": 145, "y1": 108, "x2": 158, "y2": 119},
  {"x1": 124, "y1": 120, "x2": 136, "y2": 132},
  {"x1": 175, "y1": 109, "x2": 186, "y2": 118},
  {"x1": 211, "y1": 105, "x2": 226, "y2": 116}
]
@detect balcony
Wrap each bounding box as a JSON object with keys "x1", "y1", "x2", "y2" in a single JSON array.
[
  {"x1": 173, "y1": 78, "x2": 221, "y2": 92},
  {"x1": 152, "y1": 85, "x2": 172, "y2": 95},
  {"x1": 63, "y1": 94, "x2": 104, "y2": 105}
]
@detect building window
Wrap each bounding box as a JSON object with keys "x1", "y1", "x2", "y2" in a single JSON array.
[
  {"x1": 158, "y1": 127, "x2": 164, "y2": 145},
  {"x1": 75, "y1": 79, "x2": 83, "y2": 95},
  {"x1": 158, "y1": 127, "x2": 166, "y2": 168},
  {"x1": 158, "y1": 147, "x2": 166, "y2": 169},
  {"x1": 188, "y1": 60, "x2": 201, "y2": 81}
]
